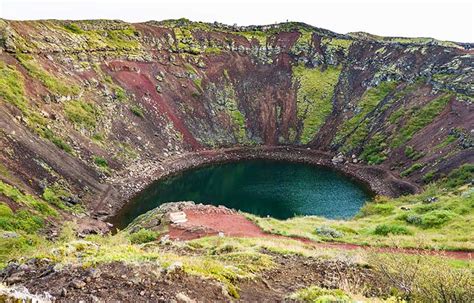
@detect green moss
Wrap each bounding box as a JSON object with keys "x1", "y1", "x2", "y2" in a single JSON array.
[
  {"x1": 392, "y1": 94, "x2": 451, "y2": 147},
  {"x1": 0, "y1": 61, "x2": 29, "y2": 112},
  {"x1": 334, "y1": 81, "x2": 397, "y2": 152},
  {"x1": 423, "y1": 171, "x2": 436, "y2": 183},
  {"x1": 204, "y1": 47, "x2": 221, "y2": 55},
  {"x1": 401, "y1": 163, "x2": 425, "y2": 177},
  {"x1": 64, "y1": 100, "x2": 100, "y2": 130},
  {"x1": 292, "y1": 64, "x2": 341, "y2": 144},
  {"x1": 16, "y1": 54, "x2": 80, "y2": 96},
  {"x1": 238, "y1": 30, "x2": 268, "y2": 45},
  {"x1": 114, "y1": 87, "x2": 127, "y2": 102},
  {"x1": 0, "y1": 206, "x2": 44, "y2": 234},
  {"x1": 130, "y1": 105, "x2": 144, "y2": 118},
  {"x1": 289, "y1": 285, "x2": 351, "y2": 302},
  {"x1": 193, "y1": 78, "x2": 203, "y2": 91}
]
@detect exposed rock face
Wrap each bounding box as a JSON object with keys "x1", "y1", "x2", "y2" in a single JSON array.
[{"x1": 0, "y1": 19, "x2": 472, "y2": 216}]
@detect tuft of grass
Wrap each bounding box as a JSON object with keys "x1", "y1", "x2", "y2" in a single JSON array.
[
  {"x1": 130, "y1": 105, "x2": 144, "y2": 118},
  {"x1": 292, "y1": 64, "x2": 341, "y2": 144}
]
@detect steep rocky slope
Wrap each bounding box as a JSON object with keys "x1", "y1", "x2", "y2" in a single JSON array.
[{"x1": 0, "y1": 18, "x2": 472, "y2": 220}]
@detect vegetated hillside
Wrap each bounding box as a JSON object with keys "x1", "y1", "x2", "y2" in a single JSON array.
[
  {"x1": 0, "y1": 19, "x2": 473, "y2": 302},
  {"x1": 0, "y1": 18, "x2": 472, "y2": 216}
]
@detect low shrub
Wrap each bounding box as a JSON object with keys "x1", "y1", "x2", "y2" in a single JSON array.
[
  {"x1": 315, "y1": 226, "x2": 343, "y2": 238},
  {"x1": 373, "y1": 224, "x2": 412, "y2": 236},
  {"x1": 129, "y1": 229, "x2": 158, "y2": 244}
]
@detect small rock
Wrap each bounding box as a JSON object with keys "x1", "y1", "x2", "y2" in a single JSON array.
[
  {"x1": 61, "y1": 288, "x2": 68, "y2": 297},
  {"x1": 176, "y1": 292, "x2": 195, "y2": 303},
  {"x1": 1, "y1": 231, "x2": 19, "y2": 239},
  {"x1": 71, "y1": 279, "x2": 86, "y2": 289}
]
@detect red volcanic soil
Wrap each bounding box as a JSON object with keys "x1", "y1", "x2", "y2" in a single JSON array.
[{"x1": 168, "y1": 208, "x2": 473, "y2": 260}]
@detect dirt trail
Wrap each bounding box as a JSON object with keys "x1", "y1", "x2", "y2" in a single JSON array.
[{"x1": 167, "y1": 209, "x2": 473, "y2": 260}]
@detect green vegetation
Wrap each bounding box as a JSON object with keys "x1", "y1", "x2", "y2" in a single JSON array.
[
  {"x1": 321, "y1": 37, "x2": 353, "y2": 56},
  {"x1": 404, "y1": 146, "x2": 424, "y2": 160},
  {"x1": 16, "y1": 54, "x2": 80, "y2": 96},
  {"x1": 0, "y1": 203, "x2": 44, "y2": 233},
  {"x1": 373, "y1": 224, "x2": 412, "y2": 236},
  {"x1": 289, "y1": 286, "x2": 350, "y2": 302},
  {"x1": 61, "y1": 23, "x2": 141, "y2": 51},
  {"x1": 63, "y1": 23, "x2": 83, "y2": 34},
  {"x1": 42, "y1": 183, "x2": 77, "y2": 211},
  {"x1": 0, "y1": 181, "x2": 57, "y2": 217},
  {"x1": 334, "y1": 81, "x2": 398, "y2": 152},
  {"x1": 292, "y1": 64, "x2": 341, "y2": 144},
  {"x1": 360, "y1": 133, "x2": 388, "y2": 164},
  {"x1": 391, "y1": 94, "x2": 451, "y2": 147},
  {"x1": 130, "y1": 105, "x2": 144, "y2": 117},
  {"x1": 400, "y1": 163, "x2": 425, "y2": 177},
  {"x1": 129, "y1": 228, "x2": 159, "y2": 244},
  {"x1": 64, "y1": 100, "x2": 101, "y2": 130},
  {"x1": 93, "y1": 156, "x2": 110, "y2": 174},
  {"x1": 368, "y1": 252, "x2": 473, "y2": 302}
]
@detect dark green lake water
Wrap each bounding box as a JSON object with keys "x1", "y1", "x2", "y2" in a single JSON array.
[{"x1": 113, "y1": 160, "x2": 371, "y2": 229}]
